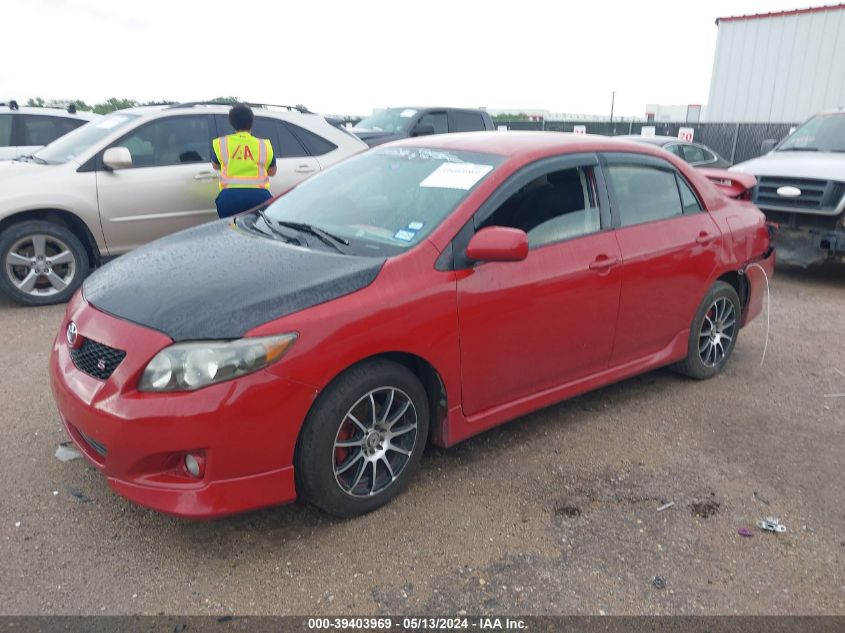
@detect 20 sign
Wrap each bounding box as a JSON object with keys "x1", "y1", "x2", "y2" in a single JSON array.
[{"x1": 678, "y1": 127, "x2": 695, "y2": 142}]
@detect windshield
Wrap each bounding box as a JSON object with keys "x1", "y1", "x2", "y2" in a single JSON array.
[
  {"x1": 353, "y1": 108, "x2": 417, "y2": 133},
  {"x1": 34, "y1": 113, "x2": 140, "y2": 163},
  {"x1": 262, "y1": 147, "x2": 504, "y2": 256},
  {"x1": 777, "y1": 113, "x2": 845, "y2": 152}
]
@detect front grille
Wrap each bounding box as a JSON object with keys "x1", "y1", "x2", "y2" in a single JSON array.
[
  {"x1": 70, "y1": 339, "x2": 126, "y2": 380},
  {"x1": 754, "y1": 177, "x2": 844, "y2": 212}
]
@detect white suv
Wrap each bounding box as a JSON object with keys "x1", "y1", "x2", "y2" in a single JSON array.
[
  {"x1": 0, "y1": 102, "x2": 368, "y2": 305},
  {"x1": 0, "y1": 102, "x2": 100, "y2": 160}
]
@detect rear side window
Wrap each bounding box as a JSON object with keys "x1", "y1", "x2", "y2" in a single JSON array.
[
  {"x1": 287, "y1": 122, "x2": 337, "y2": 156},
  {"x1": 607, "y1": 165, "x2": 683, "y2": 226},
  {"x1": 681, "y1": 144, "x2": 708, "y2": 164},
  {"x1": 0, "y1": 114, "x2": 11, "y2": 146},
  {"x1": 676, "y1": 175, "x2": 702, "y2": 213},
  {"x1": 21, "y1": 115, "x2": 78, "y2": 146},
  {"x1": 664, "y1": 143, "x2": 683, "y2": 157},
  {"x1": 275, "y1": 121, "x2": 309, "y2": 158},
  {"x1": 450, "y1": 111, "x2": 486, "y2": 132}
]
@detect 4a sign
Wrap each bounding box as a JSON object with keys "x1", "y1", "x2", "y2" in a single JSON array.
[{"x1": 573, "y1": 125, "x2": 586, "y2": 135}]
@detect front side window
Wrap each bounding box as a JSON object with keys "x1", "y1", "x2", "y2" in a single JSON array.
[
  {"x1": 607, "y1": 164, "x2": 684, "y2": 226},
  {"x1": 418, "y1": 112, "x2": 448, "y2": 135},
  {"x1": 109, "y1": 115, "x2": 212, "y2": 168},
  {"x1": 353, "y1": 108, "x2": 416, "y2": 133},
  {"x1": 263, "y1": 147, "x2": 504, "y2": 256},
  {"x1": 0, "y1": 114, "x2": 11, "y2": 146},
  {"x1": 21, "y1": 115, "x2": 80, "y2": 146},
  {"x1": 36, "y1": 113, "x2": 139, "y2": 163},
  {"x1": 481, "y1": 166, "x2": 601, "y2": 248}
]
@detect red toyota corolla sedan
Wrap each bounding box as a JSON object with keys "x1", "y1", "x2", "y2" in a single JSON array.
[{"x1": 50, "y1": 133, "x2": 775, "y2": 519}]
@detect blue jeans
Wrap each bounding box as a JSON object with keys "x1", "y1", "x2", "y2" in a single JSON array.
[{"x1": 215, "y1": 188, "x2": 273, "y2": 218}]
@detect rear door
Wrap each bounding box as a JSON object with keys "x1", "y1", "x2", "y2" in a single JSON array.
[
  {"x1": 601, "y1": 152, "x2": 721, "y2": 366},
  {"x1": 455, "y1": 155, "x2": 622, "y2": 416},
  {"x1": 95, "y1": 114, "x2": 218, "y2": 253}
]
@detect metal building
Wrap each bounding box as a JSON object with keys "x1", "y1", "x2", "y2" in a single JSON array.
[{"x1": 705, "y1": 4, "x2": 845, "y2": 123}]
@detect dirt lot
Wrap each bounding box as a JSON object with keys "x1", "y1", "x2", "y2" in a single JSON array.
[{"x1": 0, "y1": 264, "x2": 843, "y2": 616}]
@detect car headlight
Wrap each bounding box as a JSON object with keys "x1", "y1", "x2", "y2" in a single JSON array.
[{"x1": 138, "y1": 334, "x2": 297, "y2": 392}]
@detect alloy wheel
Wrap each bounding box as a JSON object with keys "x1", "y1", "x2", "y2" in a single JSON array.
[
  {"x1": 698, "y1": 296, "x2": 736, "y2": 367},
  {"x1": 4, "y1": 234, "x2": 77, "y2": 297},
  {"x1": 332, "y1": 387, "x2": 418, "y2": 498}
]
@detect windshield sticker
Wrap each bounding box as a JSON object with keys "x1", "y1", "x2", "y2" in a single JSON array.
[
  {"x1": 400, "y1": 109, "x2": 417, "y2": 118},
  {"x1": 393, "y1": 229, "x2": 415, "y2": 242},
  {"x1": 407, "y1": 221, "x2": 424, "y2": 230},
  {"x1": 95, "y1": 116, "x2": 129, "y2": 129},
  {"x1": 420, "y1": 162, "x2": 493, "y2": 190},
  {"x1": 378, "y1": 147, "x2": 464, "y2": 163}
]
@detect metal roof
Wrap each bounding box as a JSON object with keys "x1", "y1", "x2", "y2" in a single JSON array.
[{"x1": 716, "y1": 3, "x2": 845, "y2": 25}]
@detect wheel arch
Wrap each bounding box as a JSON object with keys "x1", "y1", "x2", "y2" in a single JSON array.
[
  {"x1": 0, "y1": 209, "x2": 102, "y2": 267},
  {"x1": 302, "y1": 350, "x2": 450, "y2": 449},
  {"x1": 715, "y1": 269, "x2": 748, "y2": 314}
]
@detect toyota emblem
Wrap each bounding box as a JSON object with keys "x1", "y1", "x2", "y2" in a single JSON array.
[{"x1": 66, "y1": 321, "x2": 78, "y2": 347}]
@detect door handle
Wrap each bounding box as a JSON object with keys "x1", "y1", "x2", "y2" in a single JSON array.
[
  {"x1": 294, "y1": 164, "x2": 316, "y2": 173},
  {"x1": 194, "y1": 171, "x2": 219, "y2": 181},
  {"x1": 696, "y1": 231, "x2": 715, "y2": 245},
  {"x1": 589, "y1": 255, "x2": 619, "y2": 271}
]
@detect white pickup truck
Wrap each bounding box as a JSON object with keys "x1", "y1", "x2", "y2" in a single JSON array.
[{"x1": 731, "y1": 110, "x2": 845, "y2": 266}]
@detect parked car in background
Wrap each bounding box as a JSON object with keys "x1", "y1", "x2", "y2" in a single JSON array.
[
  {"x1": 351, "y1": 107, "x2": 495, "y2": 147},
  {"x1": 730, "y1": 110, "x2": 845, "y2": 266},
  {"x1": 51, "y1": 132, "x2": 774, "y2": 519},
  {"x1": 618, "y1": 135, "x2": 731, "y2": 168},
  {"x1": 0, "y1": 101, "x2": 99, "y2": 160},
  {"x1": 0, "y1": 102, "x2": 367, "y2": 306}
]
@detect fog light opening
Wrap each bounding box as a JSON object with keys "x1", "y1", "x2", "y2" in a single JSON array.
[{"x1": 184, "y1": 453, "x2": 205, "y2": 478}]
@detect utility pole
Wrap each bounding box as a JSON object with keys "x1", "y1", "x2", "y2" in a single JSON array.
[{"x1": 610, "y1": 91, "x2": 615, "y2": 123}]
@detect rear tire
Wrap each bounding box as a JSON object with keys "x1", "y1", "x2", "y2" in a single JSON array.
[
  {"x1": 672, "y1": 281, "x2": 741, "y2": 380},
  {"x1": 295, "y1": 360, "x2": 429, "y2": 518},
  {"x1": 0, "y1": 221, "x2": 89, "y2": 306}
]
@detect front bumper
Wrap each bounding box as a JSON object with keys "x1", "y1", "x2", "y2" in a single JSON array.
[{"x1": 49, "y1": 293, "x2": 318, "y2": 519}]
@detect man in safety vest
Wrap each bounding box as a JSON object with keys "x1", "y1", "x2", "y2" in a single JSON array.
[{"x1": 211, "y1": 104, "x2": 277, "y2": 218}]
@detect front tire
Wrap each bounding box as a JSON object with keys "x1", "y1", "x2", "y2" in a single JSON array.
[
  {"x1": 672, "y1": 281, "x2": 741, "y2": 380},
  {"x1": 295, "y1": 360, "x2": 429, "y2": 518},
  {"x1": 0, "y1": 221, "x2": 89, "y2": 306}
]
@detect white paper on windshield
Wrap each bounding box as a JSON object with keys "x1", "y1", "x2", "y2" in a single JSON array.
[
  {"x1": 420, "y1": 163, "x2": 493, "y2": 190},
  {"x1": 95, "y1": 116, "x2": 129, "y2": 129},
  {"x1": 400, "y1": 109, "x2": 417, "y2": 118}
]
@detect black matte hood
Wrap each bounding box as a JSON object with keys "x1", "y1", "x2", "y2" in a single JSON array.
[
  {"x1": 83, "y1": 220, "x2": 385, "y2": 341},
  {"x1": 350, "y1": 130, "x2": 404, "y2": 147}
]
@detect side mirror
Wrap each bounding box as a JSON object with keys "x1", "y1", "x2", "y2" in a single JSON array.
[
  {"x1": 103, "y1": 146, "x2": 132, "y2": 170},
  {"x1": 760, "y1": 139, "x2": 778, "y2": 154},
  {"x1": 411, "y1": 124, "x2": 436, "y2": 137},
  {"x1": 466, "y1": 226, "x2": 528, "y2": 263}
]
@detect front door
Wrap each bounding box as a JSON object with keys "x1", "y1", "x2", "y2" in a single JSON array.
[
  {"x1": 601, "y1": 153, "x2": 722, "y2": 366},
  {"x1": 96, "y1": 114, "x2": 219, "y2": 254},
  {"x1": 456, "y1": 158, "x2": 622, "y2": 416}
]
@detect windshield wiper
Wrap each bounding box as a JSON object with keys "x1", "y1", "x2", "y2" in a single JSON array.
[
  {"x1": 255, "y1": 208, "x2": 304, "y2": 245},
  {"x1": 273, "y1": 220, "x2": 350, "y2": 253},
  {"x1": 778, "y1": 147, "x2": 819, "y2": 152}
]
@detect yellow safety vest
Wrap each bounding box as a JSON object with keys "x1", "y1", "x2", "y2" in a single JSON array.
[{"x1": 212, "y1": 132, "x2": 274, "y2": 190}]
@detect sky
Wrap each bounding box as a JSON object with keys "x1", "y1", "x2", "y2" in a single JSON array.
[{"x1": 2, "y1": 0, "x2": 819, "y2": 117}]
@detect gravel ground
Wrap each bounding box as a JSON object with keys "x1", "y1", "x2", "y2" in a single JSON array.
[{"x1": 0, "y1": 264, "x2": 843, "y2": 616}]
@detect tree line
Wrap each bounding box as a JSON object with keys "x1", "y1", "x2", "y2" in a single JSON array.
[{"x1": 24, "y1": 96, "x2": 241, "y2": 114}]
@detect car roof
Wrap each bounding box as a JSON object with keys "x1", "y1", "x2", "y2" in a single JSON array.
[
  {"x1": 373, "y1": 106, "x2": 487, "y2": 113},
  {"x1": 389, "y1": 131, "x2": 672, "y2": 159},
  {"x1": 111, "y1": 103, "x2": 325, "y2": 120},
  {"x1": 0, "y1": 105, "x2": 100, "y2": 120}
]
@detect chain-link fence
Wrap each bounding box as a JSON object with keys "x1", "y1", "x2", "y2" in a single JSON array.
[{"x1": 494, "y1": 120, "x2": 798, "y2": 164}]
